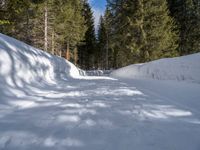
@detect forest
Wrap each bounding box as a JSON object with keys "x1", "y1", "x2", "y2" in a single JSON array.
[{"x1": 0, "y1": 0, "x2": 200, "y2": 69}]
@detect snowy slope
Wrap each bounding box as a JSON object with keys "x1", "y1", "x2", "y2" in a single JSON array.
[
  {"x1": 111, "y1": 54, "x2": 200, "y2": 83},
  {"x1": 0, "y1": 34, "x2": 200, "y2": 150},
  {"x1": 0, "y1": 33, "x2": 82, "y2": 86}
]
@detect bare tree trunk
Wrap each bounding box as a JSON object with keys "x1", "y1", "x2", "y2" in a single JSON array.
[
  {"x1": 74, "y1": 47, "x2": 78, "y2": 65},
  {"x1": 51, "y1": 29, "x2": 55, "y2": 55},
  {"x1": 66, "y1": 42, "x2": 70, "y2": 60},
  {"x1": 106, "y1": 32, "x2": 109, "y2": 70},
  {"x1": 44, "y1": 3, "x2": 48, "y2": 51},
  {"x1": 26, "y1": 8, "x2": 30, "y2": 44},
  {"x1": 59, "y1": 50, "x2": 62, "y2": 57}
]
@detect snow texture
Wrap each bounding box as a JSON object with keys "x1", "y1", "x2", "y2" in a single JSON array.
[
  {"x1": 86, "y1": 70, "x2": 112, "y2": 76},
  {"x1": 0, "y1": 33, "x2": 200, "y2": 150},
  {"x1": 111, "y1": 54, "x2": 200, "y2": 83}
]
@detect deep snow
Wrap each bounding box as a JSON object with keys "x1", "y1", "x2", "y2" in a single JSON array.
[
  {"x1": 111, "y1": 53, "x2": 200, "y2": 83},
  {"x1": 0, "y1": 33, "x2": 200, "y2": 150}
]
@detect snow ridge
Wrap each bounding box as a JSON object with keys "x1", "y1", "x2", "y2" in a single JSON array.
[
  {"x1": 0, "y1": 33, "x2": 81, "y2": 87},
  {"x1": 111, "y1": 53, "x2": 200, "y2": 83}
]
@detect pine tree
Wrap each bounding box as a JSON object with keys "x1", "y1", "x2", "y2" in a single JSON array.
[
  {"x1": 107, "y1": 0, "x2": 178, "y2": 67},
  {"x1": 97, "y1": 12, "x2": 111, "y2": 69},
  {"x1": 78, "y1": 0, "x2": 96, "y2": 69},
  {"x1": 0, "y1": 0, "x2": 10, "y2": 26},
  {"x1": 97, "y1": 16, "x2": 107, "y2": 69},
  {"x1": 167, "y1": 0, "x2": 200, "y2": 55},
  {"x1": 0, "y1": 0, "x2": 33, "y2": 43},
  {"x1": 1, "y1": 0, "x2": 86, "y2": 60},
  {"x1": 55, "y1": 0, "x2": 86, "y2": 60}
]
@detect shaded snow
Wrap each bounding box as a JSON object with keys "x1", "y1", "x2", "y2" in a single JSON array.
[
  {"x1": 0, "y1": 33, "x2": 200, "y2": 150},
  {"x1": 111, "y1": 54, "x2": 200, "y2": 83}
]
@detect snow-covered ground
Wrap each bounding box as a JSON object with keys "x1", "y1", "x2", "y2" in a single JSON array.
[
  {"x1": 0, "y1": 33, "x2": 200, "y2": 150},
  {"x1": 111, "y1": 53, "x2": 200, "y2": 83},
  {"x1": 86, "y1": 70, "x2": 112, "y2": 76}
]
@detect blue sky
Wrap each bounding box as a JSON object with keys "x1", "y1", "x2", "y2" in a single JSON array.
[
  {"x1": 89, "y1": 0, "x2": 107, "y2": 11},
  {"x1": 88, "y1": 0, "x2": 107, "y2": 30}
]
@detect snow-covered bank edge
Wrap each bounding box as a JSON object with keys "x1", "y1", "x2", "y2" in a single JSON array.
[
  {"x1": 111, "y1": 53, "x2": 200, "y2": 83},
  {"x1": 0, "y1": 33, "x2": 83, "y2": 83},
  {"x1": 0, "y1": 33, "x2": 113, "y2": 90}
]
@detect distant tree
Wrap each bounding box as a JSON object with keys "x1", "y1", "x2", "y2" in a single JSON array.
[
  {"x1": 167, "y1": 0, "x2": 200, "y2": 55},
  {"x1": 97, "y1": 12, "x2": 112, "y2": 69},
  {"x1": 107, "y1": 0, "x2": 178, "y2": 67},
  {"x1": 0, "y1": 0, "x2": 86, "y2": 60},
  {"x1": 0, "y1": 0, "x2": 33, "y2": 43},
  {"x1": 78, "y1": 0, "x2": 96, "y2": 69}
]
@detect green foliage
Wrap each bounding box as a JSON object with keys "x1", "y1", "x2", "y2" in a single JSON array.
[
  {"x1": 168, "y1": 0, "x2": 200, "y2": 55},
  {"x1": 106, "y1": 0, "x2": 178, "y2": 67},
  {"x1": 0, "y1": 0, "x2": 31, "y2": 41},
  {"x1": 0, "y1": 20, "x2": 10, "y2": 25},
  {"x1": 78, "y1": 0, "x2": 96, "y2": 69},
  {"x1": 0, "y1": 0, "x2": 86, "y2": 57},
  {"x1": 1, "y1": 0, "x2": 199, "y2": 69},
  {"x1": 55, "y1": 0, "x2": 86, "y2": 46}
]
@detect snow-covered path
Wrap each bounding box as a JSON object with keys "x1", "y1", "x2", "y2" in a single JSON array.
[
  {"x1": 0, "y1": 33, "x2": 200, "y2": 150},
  {"x1": 1, "y1": 76, "x2": 200, "y2": 150}
]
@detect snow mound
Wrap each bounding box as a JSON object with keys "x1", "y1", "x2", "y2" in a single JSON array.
[
  {"x1": 0, "y1": 33, "x2": 81, "y2": 87},
  {"x1": 111, "y1": 53, "x2": 200, "y2": 83},
  {"x1": 86, "y1": 70, "x2": 112, "y2": 76}
]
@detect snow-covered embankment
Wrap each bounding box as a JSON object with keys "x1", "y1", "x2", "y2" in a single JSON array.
[
  {"x1": 0, "y1": 33, "x2": 81, "y2": 86},
  {"x1": 111, "y1": 54, "x2": 200, "y2": 83}
]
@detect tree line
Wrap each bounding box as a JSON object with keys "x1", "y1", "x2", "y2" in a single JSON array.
[
  {"x1": 97, "y1": 0, "x2": 200, "y2": 69},
  {"x1": 0, "y1": 0, "x2": 96, "y2": 69},
  {"x1": 0, "y1": 0, "x2": 200, "y2": 70}
]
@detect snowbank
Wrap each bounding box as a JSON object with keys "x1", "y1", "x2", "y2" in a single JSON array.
[
  {"x1": 111, "y1": 54, "x2": 200, "y2": 83},
  {"x1": 0, "y1": 33, "x2": 81, "y2": 88},
  {"x1": 86, "y1": 70, "x2": 112, "y2": 76}
]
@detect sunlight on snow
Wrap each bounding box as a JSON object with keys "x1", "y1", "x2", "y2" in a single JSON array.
[
  {"x1": 44, "y1": 137, "x2": 84, "y2": 147},
  {"x1": 45, "y1": 91, "x2": 87, "y2": 98},
  {"x1": 86, "y1": 101, "x2": 110, "y2": 108},
  {"x1": 61, "y1": 108, "x2": 97, "y2": 115},
  {"x1": 0, "y1": 50, "x2": 12, "y2": 75},
  {"x1": 9, "y1": 100, "x2": 38, "y2": 109},
  {"x1": 118, "y1": 104, "x2": 192, "y2": 120},
  {"x1": 57, "y1": 115, "x2": 81, "y2": 123},
  {"x1": 0, "y1": 131, "x2": 84, "y2": 148},
  {"x1": 95, "y1": 87, "x2": 144, "y2": 96}
]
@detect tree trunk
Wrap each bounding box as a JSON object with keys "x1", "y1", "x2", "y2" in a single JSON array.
[
  {"x1": 59, "y1": 50, "x2": 62, "y2": 57},
  {"x1": 44, "y1": 3, "x2": 48, "y2": 51},
  {"x1": 26, "y1": 7, "x2": 30, "y2": 44},
  {"x1": 51, "y1": 29, "x2": 55, "y2": 55},
  {"x1": 106, "y1": 32, "x2": 109, "y2": 69},
  {"x1": 74, "y1": 47, "x2": 78, "y2": 65},
  {"x1": 66, "y1": 42, "x2": 70, "y2": 60}
]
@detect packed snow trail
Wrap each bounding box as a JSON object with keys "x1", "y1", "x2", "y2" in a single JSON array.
[
  {"x1": 0, "y1": 34, "x2": 200, "y2": 150},
  {"x1": 1, "y1": 77, "x2": 200, "y2": 150}
]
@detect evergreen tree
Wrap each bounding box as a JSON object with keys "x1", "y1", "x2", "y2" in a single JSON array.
[
  {"x1": 107, "y1": 0, "x2": 178, "y2": 67},
  {"x1": 97, "y1": 16, "x2": 107, "y2": 69},
  {"x1": 55, "y1": 0, "x2": 86, "y2": 60},
  {"x1": 1, "y1": 0, "x2": 86, "y2": 61},
  {"x1": 0, "y1": 0, "x2": 10, "y2": 26},
  {"x1": 97, "y1": 12, "x2": 112, "y2": 69},
  {"x1": 78, "y1": 0, "x2": 96, "y2": 69},
  {"x1": 168, "y1": 0, "x2": 200, "y2": 55},
  {"x1": 0, "y1": 0, "x2": 33, "y2": 43}
]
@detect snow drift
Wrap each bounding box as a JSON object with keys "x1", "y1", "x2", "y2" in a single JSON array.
[
  {"x1": 111, "y1": 53, "x2": 200, "y2": 83},
  {"x1": 0, "y1": 33, "x2": 81, "y2": 92},
  {"x1": 0, "y1": 34, "x2": 200, "y2": 150}
]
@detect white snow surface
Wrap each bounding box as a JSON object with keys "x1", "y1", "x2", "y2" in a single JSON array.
[
  {"x1": 111, "y1": 53, "x2": 200, "y2": 83},
  {"x1": 0, "y1": 33, "x2": 200, "y2": 150}
]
